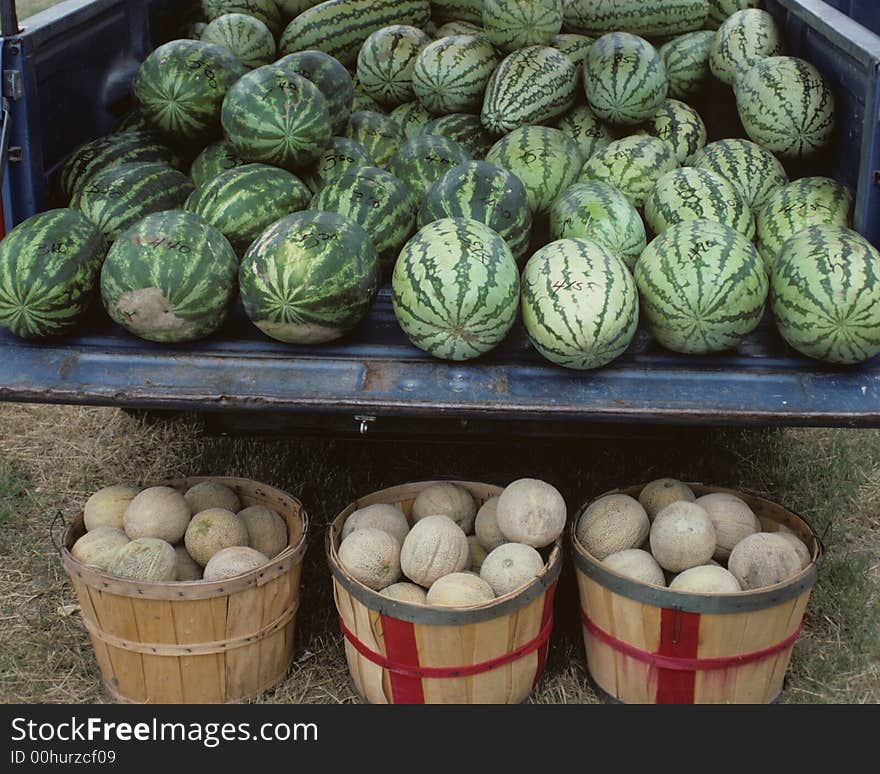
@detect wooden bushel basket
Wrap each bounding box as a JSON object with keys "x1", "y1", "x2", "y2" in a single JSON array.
[
  {"x1": 327, "y1": 481, "x2": 563, "y2": 704},
  {"x1": 59, "y1": 477, "x2": 308, "y2": 704},
  {"x1": 572, "y1": 483, "x2": 823, "y2": 704}
]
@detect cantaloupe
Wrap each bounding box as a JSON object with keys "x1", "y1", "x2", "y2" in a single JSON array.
[
  {"x1": 123, "y1": 486, "x2": 191, "y2": 543},
  {"x1": 427, "y1": 572, "x2": 495, "y2": 606},
  {"x1": 184, "y1": 508, "x2": 250, "y2": 566},
  {"x1": 339, "y1": 527, "x2": 402, "y2": 590},
  {"x1": 173, "y1": 544, "x2": 203, "y2": 581},
  {"x1": 727, "y1": 532, "x2": 802, "y2": 590},
  {"x1": 496, "y1": 478, "x2": 567, "y2": 548},
  {"x1": 650, "y1": 501, "x2": 716, "y2": 573},
  {"x1": 400, "y1": 515, "x2": 469, "y2": 587},
  {"x1": 639, "y1": 478, "x2": 696, "y2": 520},
  {"x1": 669, "y1": 565, "x2": 742, "y2": 593},
  {"x1": 602, "y1": 548, "x2": 666, "y2": 587},
  {"x1": 696, "y1": 492, "x2": 760, "y2": 560},
  {"x1": 71, "y1": 527, "x2": 130, "y2": 572},
  {"x1": 576, "y1": 494, "x2": 649, "y2": 560},
  {"x1": 468, "y1": 535, "x2": 488, "y2": 571},
  {"x1": 341, "y1": 503, "x2": 409, "y2": 546},
  {"x1": 775, "y1": 530, "x2": 811, "y2": 570},
  {"x1": 238, "y1": 505, "x2": 289, "y2": 558},
  {"x1": 184, "y1": 481, "x2": 241, "y2": 514},
  {"x1": 380, "y1": 581, "x2": 428, "y2": 604},
  {"x1": 84, "y1": 485, "x2": 139, "y2": 531},
  {"x1": 480, "y1": 542, "x2": 545, "y2": 597},
  {"x1": 474, "y1": 496, "x2": 505, "y2": 551},
  {"x1": 203, "y1": 546, "x2": 270, "y2": 582},
  {"x1": 411, "y1": 483, "x2": 478, "y2": 533},
  {"x1": 107, "y1": 537, "x2": 177, "y2": 581}
]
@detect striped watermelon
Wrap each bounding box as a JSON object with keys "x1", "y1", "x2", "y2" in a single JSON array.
[
  {"x1": 641, "y1": 99, "x2": 706, "y2": 165},
  {"x1": 709, "y1": 9, "x2": 783, "y2": 86},
  {"x1": 521, "y1": 238, "x2": 638, "y2": 369},
  {"x1": 101, "y1": 210, "x2": 239, "y2": 343},
  {"x1": 356, "y1": 25, "x2": 431, "y2": 108},
  {"x1": 756, "y1": 177, "x2": 853, "y2": 268},
  {"x1": 659, "y1": 30, "x2": 715, "y2": 101},
  {"x1": 412, "y1": 35, "x2": 499, "y2": 115},
  {"x1": 60, "y1": 131, "x2": 185, "y2": 202},
  {"x1": 421, "y1": 113, "x2": 496, "y2": 158},
  {"x1": 482, "y1": 0, "x2": 564, "y2": 54},
  {"x1": 578, "y1": 136, "x2": 678, "y2": 210},
  {"x1": 563, "y1": 0, "x2": 709, "y2": 38},
  {"x1": 551, "y1": 33, "x2": 594, "y2": 72},
  {"x1": 735, "y1": 56, "x2": 835, "y2": 159},
  {"x1": 310, "y1": 165, "x2": 417, "y2": 267},
  {"x1": 644, "y1": 167, "x2": 754, "y2": 239},
  {"x1": 486, "y1": 126, "x2": 583, "y2": 216},
  {"x1": 201, "y1": 0, "x2": 283, "y2": 36},
  {"x1": 276, "y1": 51, "x2": 354, "y2": 137},
  {"x1": 0, "y1": 209, "x2": 107, "y2": 339},
  {"x1": 634, "y1": 219, "x2": 769, "y2": 354},
  {"x1": 70, "y1": 162, "x2": 195, "y2": 244},
  {"x1": 392, "y1": 218, "x2": 520, "y2": 361},
  {"x1": 690, "y1": 138, "x2": 788, "y2": 211},
  {"x1": 435, "y1": 21, "x2": 486, "y2": 38},
  {"x1": 201, "y1": 13, "x2": 276, "y2": 69},
  {"x1": 345, "y1": 111, "x2": 406, "y2": 167},
  {"x1": 112, "y1": 109, "x2": 151, "y2": 134},
  {"x1": 133, "y1": 40, "x2": 247, "y2": 145},
  {"x1": 278, "y1": 0, "x2": 431, "y2": 68},
  {"x1": 390, "y1": 101, "x2": 433, "y2": 139},
  {"x1": 707, "y1": 0, "x2": 760, "y2": 29},
  {"x1": 430, "y1": 0, "x2": 483, "y2": 24},
  {"x1": 419, "y1": 161, "x2": 533, "y2": 262},
  {"x1": 555, "y1": 105, "x2": 613, "y2": 164},
  {"x1": 221, "y1": 65, "x2": 332, "y2": 170},
  {"x1": 239, "y1": 210, "x2": 380, "y2": 344},
  {"x1": 481, "y1": 46, "x2": 577, "y2": 134},
  {"x1": 548, "y1": 182, "x2": 646, "y2": 270},
  {"x1": 189, "y1": 139, "x2": 248, "y2": 188},
  {"x1": 185, "y1": 164, "x2": 312, "y2": 254},
  {"x1": 352, "y1": 87, "x2": 384, "y2": 113},
  {"x1": 583, "y1": 33, "x2": 668, "y2": 127},
  {"x1": 770, "y1": 225, "x2": 880, "y2": 365},
  {"x1": 386, "y1": 135, "x2": 472, "y2": 201},
  {"x1": 301, "y1": 137, "x2": 374, "y2": 194}
]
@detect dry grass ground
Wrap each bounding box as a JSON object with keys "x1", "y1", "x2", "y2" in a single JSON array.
[{"x1": 0, "y1": 402, "x2": 877, "y2": 704}]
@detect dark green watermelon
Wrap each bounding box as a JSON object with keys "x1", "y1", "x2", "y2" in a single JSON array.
[
  {"x1": 276, "y1": 50, "x2": 354, "y2": 136},
  {"x1": 189, "y1": 139, "x2": 248, "y2": 187}
]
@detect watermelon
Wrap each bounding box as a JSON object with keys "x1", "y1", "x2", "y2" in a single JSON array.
[
  {"x1": 578, "y1": 136, "x2": 678, "y2": 210},
  {"x1": 70, "y1": 162, "x2": 195, "y2": 244},
  {"x1": 641, "y1": 99, "x2": 706, "y2": 165},
  {"x1": 436, "y1": 21, "x2": 486, "y2": 38},
  {"x1": 486, "y1": 126, "x2": 583, "y2": 216},
  {"x1": 563, "y1": 0, "x2": 709, "y2": 38},
  {"x1": 551, "y1": 33, "x2": 594, "y2": 85},
  {"x1": 412, "y1": 35, "x2": 499, "y2": 115},
  {"x1": 352, "y1": 87, "x2": 384, "y2": 113},
  {"x1": 770, "y1": 225, "x2": 880, "y2": 365},
  {"x1": 189, "y1": 139, "x2": 248, "y2": 188},
  {"x1": 239, "y1": 210, "x2": 380, "y2": 343},
  {"x1": 392, "y1": 218, "x2": 520, "y2": 361},
  {"x1": 482, "y1": 0, "x2": 564, "y2": 54},
  {"x1": 0, "y1": 209, "x2": 107, "y2": 339},
  {"x1": 201, "y1": 0, "x2": 283, "y2": 36},
  {"x1": 659, "y1": 30, "x2": 715, "y2": 101},
  {"x1": 185, "y1": 164, "x2": 312, "y2": 254},
  {"x1": 390, "y1": 101, "x2": 433, "y2": 139},
  {"x1": 133, "y1": 39, "x2": 247, "y2": 145},
  {"x1": 419, "y1": 161, "x2": 533, "y2": 263},
  {"x1": 583, "y1": 33, "x2": 668, "y2": 127},
  {"x1": 310, "y1": 165, "x2": 417, "y2": 267},
  {"x1": 386, "y1": 135, "x2": 472, "y2": 202},
  {"x1": 430, "y1": 0, "x2": 483, "y2": 24},
  {"x1": 276, "y1": 51, "x2": 354, "y2": 137},
  {"x1": 707, "y1": 0, "x2": 760, "y2": 29},
  {"x1": 690, "y1": 138, "x2": 788, "y2": 211},
  {"x1": 481, "y1": 45, "x2": 578, "y2": 134},
  {"x1": 735, "y1": 56, "x2": 835, "y2": 159},
  {"x1": 201, "y1": 13, "x2": 276, "y2": 69},
  {"x1": 756, "y1": 177, "x2": 853, "y2": 268},
  {"x1": 301, "y1": 136, "x2": 374, "y2": 194},
  {"x1": 548, "y1": 182, "x2": 646, "y2": 270},
  {"x1": 634, "y1": 219, "x2": 769, "y2": 354},
  {"x1": 221, "y1": 65, "x2": 332, "y2": 170},
  {"x1": 278, "y1": 0, "x2": 431, "y2": 68},
  {"x1": 555, "y1": 105, "x2": 613, "y2": 164},
  {"x1": 709, "y1": 9, "x2": 783, "y2": 86},
  {"x1": 112, "y1": 109, "x2": 152, "y2": 134},
  {"x1": 421, "y1": 113, "x2": 495, "y2": 158},
  {"x1": 644, "y1": 167, "x2": 754, "y2": 239},
  {"x1": 356, "y1": 25, "x2": 431, "y2": 108},
  {"x1": 521, "y1": 238, "x2": 639, "y2": 369},
  {"x1": 344, "y1": 111, "x2": 405, "y2": 167},
  {"x1": 101, "y1": 211, "x2": 239, "y2": 343}
]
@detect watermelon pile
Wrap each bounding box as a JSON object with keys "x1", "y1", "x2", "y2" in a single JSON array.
[{"x1": 0, "y1": 0, "x2": 876, "y2": 368}]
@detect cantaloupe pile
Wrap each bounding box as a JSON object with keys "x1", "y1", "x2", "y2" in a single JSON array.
[
  {"x1": 577, "y1": 478, "x2": 812, "y2": 594},
  {"x1": 337, "y1": 479, "x2": 565, "y2": 607},
  {"x1": 70, "y1": 481, "x2": 289, "y2": 582}
]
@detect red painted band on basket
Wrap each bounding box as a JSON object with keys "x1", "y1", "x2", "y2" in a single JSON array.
[{"x1": 581, "y1": 610, "x2": 804, "y2": 671}]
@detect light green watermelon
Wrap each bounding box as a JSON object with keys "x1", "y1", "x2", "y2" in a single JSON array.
[
  {"x1": 707, "y1": 0, "x2": 761, "y2": 29},
  {"x1": 421, "y1": 113, "x2": 496, "y2": 158},
  {"x1": 201, "y1": 13, "x2": 276, "y2": 69},
  {"x1": 482, "y1": 0, "x2": 563, "y2": 54},
  {"x1": 563, "y1": 0, "x2": 709, "y2": 38},
  {"x1": 345, "y1": 110, "x2": 406, "y2": 167},
  {"x1": 709, "y1": 9, "x2": 783, "y2": 86},
  {"x1": 201, "y1": 0, "x2": 283, "y2": 36},
  {"x1": 659, "y1": 30, "x2": 715, "y2": 101},
  {"x1": 412, "y1": 35, "x2": 499, "y2": 115},
  {"x1": 357, "y1": 25, "x2": 432, "y2": 108},
  {"x1": 390, "y1": 101, "x2": 433, "y2": 139},
  {"x1": 641, "y1": 99, "x2": 706, "y2": 165},
  {"x1": 555, "y1": 105, "x2": 614, "y2": 165}
]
